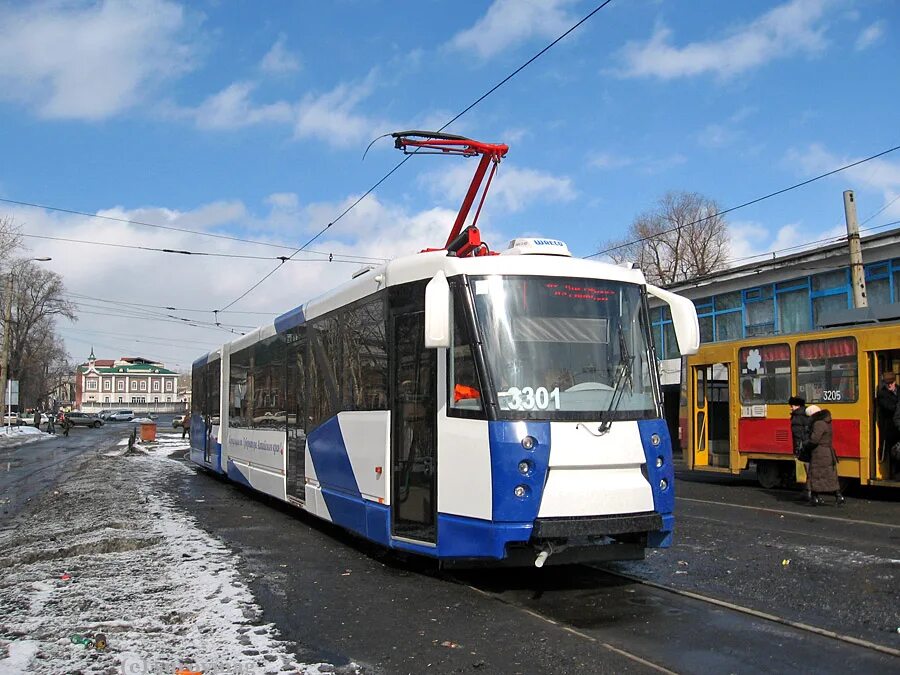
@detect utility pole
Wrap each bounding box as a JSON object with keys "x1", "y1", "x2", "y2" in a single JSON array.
[
  {"x1": 0, "y1": 273, "x2": 12, "y2": 421},
  {"x1": 844, "y1": 190, "x2": 868, "y2": 309}
]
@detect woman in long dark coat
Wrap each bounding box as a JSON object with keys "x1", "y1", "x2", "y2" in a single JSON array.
[{"x1": 804, "y1": 405, "x2": 844, "y2": 506}]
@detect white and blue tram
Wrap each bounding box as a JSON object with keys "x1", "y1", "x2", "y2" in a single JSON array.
[{"x1": 190, "y1": 237, "x2": 699, "y2": 566}]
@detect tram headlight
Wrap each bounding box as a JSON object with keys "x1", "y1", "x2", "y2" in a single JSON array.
[
  {"x1": 659, "y1": 478, "x2": 669, "y2": 491},
  {"x1": 521, "y1": 435, "x2": 536, "y2": 450},
  {"x1": 518, "y1": 460, "x2": 532, "y2": 475},
  {"x1": 650, "y1": 433, "x2": 661, "y2": 447},
  {"x1": 514, "y1": 484, "x2": 528, "y2": 498},
  {"x1": 656, "y1": 456, "x2": 664, "y2": 469}
]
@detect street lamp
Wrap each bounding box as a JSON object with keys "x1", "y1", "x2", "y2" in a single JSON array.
[{"x1": 1, "y1": 257, "x2": 53, "y2": 429}]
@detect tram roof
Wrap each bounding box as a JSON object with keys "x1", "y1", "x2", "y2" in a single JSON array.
[{"x1": 255, "y1": 245, "x2": 649, "y2": 339}]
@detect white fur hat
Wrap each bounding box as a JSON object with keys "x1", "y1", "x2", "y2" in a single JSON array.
[{"x1": 805, "y1": 404, "x2": 822, "y2": 416}]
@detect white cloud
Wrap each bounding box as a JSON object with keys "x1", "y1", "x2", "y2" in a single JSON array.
[
  {"x1": 616, "y1": 0, "x2": 832, "y2": 80},
  {"x1": 697, "y1": 107, "x2": 757, "y2": 149},
  {"x1": 786, "y1": 143, "x2": 900, "y2": 197},
  {"x1": 260, "y1": 34, "x2": 302, "y2": 73},
  {"x1": 728, "y1": 218, "x2": 847, "y2": 266},
  {"x1": 179, "y1": 73, "x2": 392, "y2": 147},
  {"x1": 190, "y1": 82, "x2": 295, "y2": 130},
  {"x1": 589, "y1": 152, "x2": 686, "y2": 174},
  {"x1": 787, "y1": 144, "x2": 900, "y2": 227},
  {"x1": 420, "y1": 164, "x2": 575, "y2": 213},
  {"x1": 0, "y1": 0, "x2": 194, "y2": 120},
  {"x1": 265, "y1": 193, "x2": 300, "y2": 209},
  {"x1": 293, "y1": 76, "x2": 392, "y2": 147},
  {"x1": 589, "y1": 153, "x2": 635, "y2": 170},
  {"x1": 7, "y1": 193, "x2": 476, "y2": 368},
  {"x1": 448, "y1": 0, "x2": 580, "y2": 59},
  {"x1": 855, "y1": 21, "x2": 885, "y2": 51}
]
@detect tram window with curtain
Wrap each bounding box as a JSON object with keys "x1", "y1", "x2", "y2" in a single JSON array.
[
  {"x1": 796, "y1": 337, "x2": 858, "y2": 403},
  {"x1": 739, "y1": 343, "x2": 791, "y2": 404}
]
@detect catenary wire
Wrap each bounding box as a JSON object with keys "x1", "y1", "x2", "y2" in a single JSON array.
[
  {"x1": 721, "y1": 219, "x2": 900, "y2": 268},
  {"x1": 217, "y1": 0, "x2": 617, "y2": 312},
  {"x1": 62, "y1": 291, "x2": 279, "y2": 317},
  {"x1": 0, "y1": 195, "x2": 387, "y2": 262},
  {"x1": 20, "y1": 232, "x2": 385, "y2": 265},
  {"x1": 588, "y1": 142, "x2": 900, "y2": 259}
]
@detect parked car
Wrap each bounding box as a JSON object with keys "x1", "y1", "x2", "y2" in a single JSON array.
[
  {"x1": 64, "y1": 412, "x2": 103, "y2": 428},
  {"x1": 97, "y1": 409, "x2": 113, "y2": 420},
  {"x1": 2, "y1": 412, "x2": 23, "y2": 426},
  {"x1": 107, "y1": 409, "x2": 134, "y2": 421},
  {"x1": 172, "y1": 413, "x2": 190, "y2": 429}
]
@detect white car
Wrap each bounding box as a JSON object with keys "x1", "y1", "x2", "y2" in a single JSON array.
[{"x1": 107, "y1": 409, "x2": 134, "y2": 421}]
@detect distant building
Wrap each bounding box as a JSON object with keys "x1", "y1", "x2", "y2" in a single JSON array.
[{"x1": 75, "y1": 349, "x2": 179, "y2": 411}]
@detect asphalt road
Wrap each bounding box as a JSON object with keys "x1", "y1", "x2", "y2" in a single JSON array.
[
  {"x1": 4, "y1": 428, "x2": 898, "y2": 674},
  {"x1": 165, "y1": 457, "x2": 900, "y2": 674},
  {"x1": 0, "y1": 417, "x2": 179, "y2": 520}
]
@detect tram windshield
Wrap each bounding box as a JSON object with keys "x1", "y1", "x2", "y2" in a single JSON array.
[{"x1": 467, "y1": 275, "x2": 658, "y2": 420}]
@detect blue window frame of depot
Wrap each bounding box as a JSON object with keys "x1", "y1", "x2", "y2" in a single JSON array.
[
  {"x1": 774, "y1": 277, "x2": 811, "y2": 334},
  {"x1": 694, "y1": 294, "x2": 742, "y2": 343},
  {"x1": 810, "y1": 269, "x2": 850, "y2": 328},
  {"x1": 650, "y1": 306, "x2": 680, "y2": 360},
  {"x1": 743, "y1": 285, "x2": 775, "y2": 337}
]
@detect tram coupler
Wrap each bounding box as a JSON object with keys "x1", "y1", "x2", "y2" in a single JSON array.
[{"x1": 534, "y1": 543, "x2": 565, "y2": 568}]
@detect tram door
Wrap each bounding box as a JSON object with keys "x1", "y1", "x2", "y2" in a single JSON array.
[
  {"x1": 691, "y1": 363, "x2": 731, "y2": 468},
  {"x1": 871, "y1": 350, "x2": 900, "y2": 480},
  {"x1": 390, "y1": 311, "x2": 437, "y2": 544}
]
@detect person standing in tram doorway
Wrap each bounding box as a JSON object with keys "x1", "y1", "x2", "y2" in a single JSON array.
[
  {"x1": 876, "y1": 372, "x2": 898, "y2": 472},
  {"x1": 803, "y1": 405, "x2": 844, "y2": 506},
  {"x1": 788, "y1": 396, "x2": 811, "y2": 500}
]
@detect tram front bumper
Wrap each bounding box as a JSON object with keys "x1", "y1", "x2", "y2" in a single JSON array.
[{"x1": 531, "y1": 512, "x2": 663, "y2": 539}]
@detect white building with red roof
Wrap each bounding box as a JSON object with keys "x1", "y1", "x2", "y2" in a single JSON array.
[{"x1": 75, "y1": 348, "x2": 181, "y2": 412}]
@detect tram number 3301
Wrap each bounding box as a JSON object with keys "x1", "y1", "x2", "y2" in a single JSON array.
[{"x1": 503, "y1": 386, "x2": 561, "y2": 411}]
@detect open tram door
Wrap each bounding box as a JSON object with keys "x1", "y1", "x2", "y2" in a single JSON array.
[
  {"x1": 870, "y1": 349, "x2": 900, "y2": 483},
  {"x1": 390, "y1": 303, "x2": 438, "y2": 545},
  {"x1": 690, "y1": 363, "x2": 732, "y2": 470}
]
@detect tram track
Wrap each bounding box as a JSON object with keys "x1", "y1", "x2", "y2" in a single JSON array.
[
  {"x1": 676, "y1": 496, "x2": 900, "y2": 530},
  {"x1": 451, "y1": 561, "x2": 900, "y2": 674},
  {"x1": 596, "y1": 567, "x2": 900, "y2": 660},
  {"x1": 462, "y1": 580, "x2": 678, "y2": 674}
]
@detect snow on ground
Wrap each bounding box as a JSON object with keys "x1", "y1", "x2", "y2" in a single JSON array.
[
  {"x1": 0, "y1": 426, "x2": 50, "y2": 450},
  {"x1": 0, "y1": 431, "x2": 346, "y2": 674}
]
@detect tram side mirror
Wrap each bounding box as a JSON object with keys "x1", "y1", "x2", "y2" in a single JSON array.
[
  {"x1": 646, "y1": 284, "x2": 700, "y2": 356},
  {"x1": 424, "y1": 271, "x2": 451, "y2": 349}
]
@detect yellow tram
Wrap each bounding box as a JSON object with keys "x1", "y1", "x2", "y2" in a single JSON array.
[{"x1": 683, "y1": 321, "x2": 900, "y2": 488}]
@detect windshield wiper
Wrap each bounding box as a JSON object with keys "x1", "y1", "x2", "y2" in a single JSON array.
[{"x1": 598, "y1": 323, "x2": 633, "y2": 434}]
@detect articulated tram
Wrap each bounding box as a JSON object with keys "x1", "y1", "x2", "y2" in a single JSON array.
[{"x1": 190, "y1": 132, "x2": 699, "y2": 566}]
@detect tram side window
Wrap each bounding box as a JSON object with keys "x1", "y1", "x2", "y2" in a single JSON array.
[
  {"x1": 285, "y1": 326, "x2": 307, "y2": 431},
  {"x1": 229, "y1": 345, "x2": 253, "y2": 428},
  {"x1": 308, "y1": 315, "x2": 342, "y2": 430},
  {"x1": 251, "y1": 335, "x2": 286, "y2": 429},
  {"x1": 206, "y1": 360, "x2": 221, "y2": 423},
  {"x1": 343, "y1": 296, "x2": 388, "y2": 411},
  {"x1": 739, "y1": 343, "x2": 791, "y2": 404},
  {"x1": 449, "y1": 291, "x2": 484, "y2": 415},
  {"x1": 796, "y1": 337, "x2": 858, "y2": 403},
  {"x1": 192, "y1": 362, "x2": 205, "y2": 417}
]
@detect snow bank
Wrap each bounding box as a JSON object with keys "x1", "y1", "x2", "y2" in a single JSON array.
[
  {"x1": 0, "y1": 426, "x2": 50, "y2": 450},
  {"x1": 0, "y1": 431, "x2": 343, "y2": 674}
]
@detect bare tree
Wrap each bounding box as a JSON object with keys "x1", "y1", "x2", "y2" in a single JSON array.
[
  {"x1": 604, "y1": 191, "x2": 730, "y2": 286},
  {"x1": 3, "y1": 261, "x2": 77, "y2": 409},
  {"x1": 0, "y1": 215, "x2": 24, "y2": 263}
]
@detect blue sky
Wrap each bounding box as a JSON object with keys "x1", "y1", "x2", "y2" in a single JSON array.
[{"x1": 0, "y1": 0, "x2": 898, "y2": 370}]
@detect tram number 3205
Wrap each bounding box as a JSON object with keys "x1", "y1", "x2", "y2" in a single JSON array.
[
  {"x1": 821, "y1": 390, "x2": 842, "y2": 401},
  {"x1": 503, "y1": 386, "x2": 561, "y2": 411}
]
